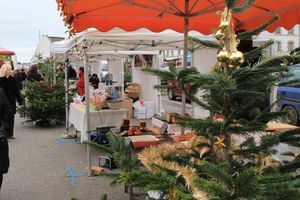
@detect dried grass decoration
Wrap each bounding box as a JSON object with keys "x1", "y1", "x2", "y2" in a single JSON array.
[{"x1": 139, "y1": 136, "x2": 209, "y2": 200}]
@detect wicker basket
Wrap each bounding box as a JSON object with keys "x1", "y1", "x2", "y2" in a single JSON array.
[{"x1": 107, "y1": 100, "x2": 122, "y2": 110}]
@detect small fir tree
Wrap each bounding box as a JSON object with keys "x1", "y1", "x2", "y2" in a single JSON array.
[{"x1": 19, "y1": 58, "x2": 66, "y2": 126}]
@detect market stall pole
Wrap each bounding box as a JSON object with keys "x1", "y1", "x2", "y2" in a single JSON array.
[
  {"x1": 83, "y1": 49, "x2": 92, "y2": 176},
  {"x1": 64, "y1": 55, "x2": 69, "y2": 134}
]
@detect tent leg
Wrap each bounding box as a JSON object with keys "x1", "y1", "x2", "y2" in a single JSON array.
[
  {"x1": 64, "y1": 55, "x2": 69, "y2": 134},
  {"x1": 84, "y1": 52, "x2": 92, "y2": 176},
  {"x1": 181, "y1": 0, "x2": 189, "y2": 135}
]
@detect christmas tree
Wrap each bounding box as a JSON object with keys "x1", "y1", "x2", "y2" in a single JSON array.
[
  {"x1": 121, "y1": 1, "x2": 300, "y2": 199},
  {"x1": 19, "y1": 58, "x2": 66, "y2": 126}
]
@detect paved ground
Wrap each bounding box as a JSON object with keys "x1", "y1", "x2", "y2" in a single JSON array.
[
  {"x1": 0, "y1": 115, "x2": 128, "y2": 200},
  {"x1": 161, "y1": 95, "x2": 191, "y2": 115}
]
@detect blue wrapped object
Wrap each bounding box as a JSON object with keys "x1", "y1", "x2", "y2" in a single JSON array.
[{"x1": 111, "y1": 92, "x2": 120, "y2": 100}]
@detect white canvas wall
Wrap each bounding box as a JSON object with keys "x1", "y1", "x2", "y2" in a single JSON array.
[
  {"x1": 90, "y1": 61, "x2": 100, "y2": 76},
  {"x1": 108, "y1": 59, "x2": 123, "y2": 84},
  {"x1": 192, "y1": 48, "x2": 218, "y2": 119},
  {"x1": 132, "y1": 55, "x2": 160, "y2": 113}
]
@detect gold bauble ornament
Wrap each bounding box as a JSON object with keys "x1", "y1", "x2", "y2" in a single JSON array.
[
  {"x1": 215, "y1": 30, "x2": 225, "y2": 40},
  {"x1": 219, "y1": 21, "x2": 230, "y2": 30},
  {"x1": 217, "y1": 50, "x2": 229, "y2": 62},
  {"x1": 229, "y1": 51, "x2": 244, "y2": 66}
]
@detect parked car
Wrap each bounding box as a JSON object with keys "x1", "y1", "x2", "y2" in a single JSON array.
[
  {"x1": 168, "y1": 80, "x2": 191, "y2": 102},
  {"x1": 277, "y1": 63, "x2": 300, "y2": 125}
]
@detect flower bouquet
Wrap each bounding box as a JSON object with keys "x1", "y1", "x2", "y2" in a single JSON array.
[{"x1": 90, "y1": 88, "x2": 108, "y2": 110}]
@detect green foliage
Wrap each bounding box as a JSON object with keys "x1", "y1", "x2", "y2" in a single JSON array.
[
  {"x1": 123, "y1": 62, "x2": 132, "y2": 88},
  {"x1": 225, "y1": 0, "x2": 238, "y2": 9},
  {"x1": 188, "y1": 36, "x2": 221, "y2": 49},
  {"x1": 86, "y1": 132, "x2": 135, "y2": 171},
  {"x1": 237, "y1": 15, "x2": 279, "y2": 40},
  {"x1": 232, "y1": 0, "x2": 256, "y2": 13},
  {"x1": 99, "y1": 194, "x2": 107, "y2": 200},
  {"x1": 18, "y1": 58, "x2": 66, "y2": 125}
]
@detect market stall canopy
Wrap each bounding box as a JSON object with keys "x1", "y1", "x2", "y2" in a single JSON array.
[
  {"x1": 51, "y1": 28, "x2": 211, "y2": 55},
  {"x1": 57, "y1": 0, "x2": 300, "y2": 34},
  {"x1": 0, "y1": 47, "x2": 15, "y2": 55}
]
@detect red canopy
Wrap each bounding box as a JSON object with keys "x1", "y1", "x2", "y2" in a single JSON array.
[
  {"x1": 57, "y1": 0, "x2": 300, "y2": 34},
  {"x1": 0, "y1": 47, "x2": 15, "y2": 55}
]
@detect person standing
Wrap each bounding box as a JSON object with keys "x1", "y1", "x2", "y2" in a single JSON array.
[
  {"x1": 76, "y1": 67, "x2": 85, "y2": 96},
  {"x1": 0, "y1": 64, "x2": 22, "y2": 139},
  {"x1": 14, "y1": 68, "x2": 26, "y2": 91},
  {"x1": 89, "y1": 73, "x2": 100, "y2": 89},
  {"x1": 0, "y1": 87, "x2": 11, "y2": 190},
  {"x1": 68, "y1": 64, "x2": 77, "y2": 80},
  {"x1": 27, "y1": 65, "x2": 43, "y2": 82}
]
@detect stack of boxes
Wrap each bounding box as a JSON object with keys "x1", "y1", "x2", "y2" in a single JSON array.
[{"x1": 133, "y1": 101, "x2": 155, "y2": 119}]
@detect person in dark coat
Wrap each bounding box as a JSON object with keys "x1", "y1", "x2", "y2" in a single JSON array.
[
  {"x1": 89, "y1": 73, "x2": 100, "y2": 89},
  {"x1": 27, "y1": 65, "x2": 43, "y2": 82},
  {"x1": 68, "y1": 65, "x2": 77, "y2": 80},
  {"x1": 14, "y1": 68, "x2": 27, "y2": 90},
  {"x1": 0, "y1": 64, "x2": 22, "y2": 139},
  {"x1": 0, "y1": 87, "x2": 11, "y2": 190}
]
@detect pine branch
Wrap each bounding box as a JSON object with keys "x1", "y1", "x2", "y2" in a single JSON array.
[
  {"x1": 141, "y1": 67, "x2": 175, "y2": 80},
  {"x1": 237, "y1": 15, "x2": 279, "y2": 40},
  {"x1": 279, "y1": 129, "x2": 300, "y2": 147},
  {"x1": 279, "y1": 157, "x2": 300, "y2": 173},
  {"x1": 244, "y1": 40, "x2": 274, "y2": 61},
  {"x1": 84, "y1": 141, "x2": 113, "y2": 155},
  {"x1": 200, "y1": 161, "x2": 234, "y2": 189},
  {"x1": 226, "y1": 0, "x2": 238, "y2": 9},
  {"x1": 178, "y1": 67, "x2": 199, "y2": 83},
  {"x1": 153, "y1": 84, "x2": 176, "y2": 91},
  {"x1": 198, "y1": 179, "x2": 231, "y2": 199},
  {"x1": 254, "y1": 55, "x2": 300, "y2": 68},
  {"x1": 232, "y1": 0, "x2": 256, "y2": 13},
  {"x1": 188, "y1": 36, "x2": 221, "y2": 49},
  {"x1": 233, "y1": 167, "x2": 261, "y2": 199}
]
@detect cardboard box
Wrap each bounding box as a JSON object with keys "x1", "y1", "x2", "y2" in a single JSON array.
[{"x1": 119, "y1": 98, "x2": 133, "y2": 118}]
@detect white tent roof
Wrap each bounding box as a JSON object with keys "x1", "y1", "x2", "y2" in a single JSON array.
[{"x1": 51, "y1": 28, "x2": 213, "y2": 56}]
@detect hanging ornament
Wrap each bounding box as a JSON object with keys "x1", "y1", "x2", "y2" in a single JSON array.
[
  {"x1": 215, "y1": 30, "x2": 225, "y2": 40},
  {"x1": 219, "y1": 21, "x2": 230, "y2": 31},
  {"x1": 217, "y1": 50, "x2": 229, "y2": 62},
  {"x1": 229, "y1": 51, "x2": 244, "y2": 66},
  {"x1": 214, "y1": 137, "x2": 225, "y2": 148}
]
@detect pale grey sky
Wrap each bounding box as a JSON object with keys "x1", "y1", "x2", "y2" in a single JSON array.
[{"x1": 0, "y1": 0, "x2": 66, "y2": 62}]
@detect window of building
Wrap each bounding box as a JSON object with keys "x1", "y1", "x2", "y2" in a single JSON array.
[
  {"x1": 275, "y1": 27, "x2": 282, "y2": 34},
  {"x1": 288, "y1": 28, "x2": 294, "y2": 35},
  {"x1": 276, "y1": 41, "x2": 282, "y2": 51},
  {"x1": 288, "y1": 41, "x2": 294, "y2": 52}
]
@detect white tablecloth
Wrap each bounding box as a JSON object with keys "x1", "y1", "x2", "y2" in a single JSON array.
[{"x1": 69, "y1": 103, "x2": 128, "y2": 142}]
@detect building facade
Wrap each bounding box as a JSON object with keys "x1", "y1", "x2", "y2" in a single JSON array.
[
  {"x1": 161, "y1": 25, "x2": 300, "y2": 66},
  {"x1": 254, "y1": 25, "x2": 300, "y2": 56}
]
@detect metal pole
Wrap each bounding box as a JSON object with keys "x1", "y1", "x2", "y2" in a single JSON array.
[
  {"x1": 83, "y1": 51, "x2": 92, "y2": 176},
  {"x1": 156, "y1": 55, "x2": 162, "y2": 115},
  {"x1": 181, "y1": 0, "x2": 189, "y2": 135},
  {"x1": 53, "y1": 55, "x2": 57, "y2": 85},
  {"x1": 121, "y1": 58, "x2": 124, "y2": 99},
  {"x1": 64, "y1": 54, "x2": 69, "y2": 134}
]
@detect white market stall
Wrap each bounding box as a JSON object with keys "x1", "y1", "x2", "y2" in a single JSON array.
[{"x1": 51, "y1": 28, "x2": 216, "y2": 174}]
